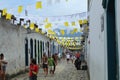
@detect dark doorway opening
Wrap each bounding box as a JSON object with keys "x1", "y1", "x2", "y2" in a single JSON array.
[
  {"x1": 30, "y1": 39, "x2": 33, "y2": 58},
  {"x1": 34, "y1": 39, "x2": 37, "y2": 62},
  {"x1": 47, "y1": 42, "x2": 50, "y2": 56},
  {"x1": 40, "y1": 41, "x2": 43, "y2": 62},
  {"x1": 25, "y1": 38, "x2": 29, "y2": 66},
  {"x1": 106, "y1": 0, "x2": 119, "y2": 80},
  {"x1": 43, "y1": 42, "x2": 44, "y2": 53},
  {"x1": 38, "y1": 40, "x2": 40, "y2": 64}
]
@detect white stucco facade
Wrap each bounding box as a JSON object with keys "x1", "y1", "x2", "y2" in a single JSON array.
[
  {"x1": 88, "y1": 0, "x2": 107, "y2": 80},
  {"x1": 0, "y1": 18, "x2": 51, "y2": 75}
]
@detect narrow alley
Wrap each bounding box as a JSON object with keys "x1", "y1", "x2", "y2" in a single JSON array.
[
  {"x1": 0, "y1": 0, "x2": 120, "y2": 80},
  {"x1": 11, "y1": 60, "x2": 89, "y2": 80}
]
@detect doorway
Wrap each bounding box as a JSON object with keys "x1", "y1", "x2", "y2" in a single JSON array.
[
  {"x1": 106, "y1": 0, "x2": 119, "y2": 80},
  {"x1": 38, "y1": 40, "x2": 40, "y2": 64},
  {"x1": 25, "y1": 38, "x2": 29, "y2": 66},
  {"x1": 34, "y1": 39, "x2": 37, "y2": 62},
  {"x1": 40, "y1": 41, "x2": 43, "y2": 62},
  {"x1": 30, "y1": 39, "x2": 33, "y2": 58}
]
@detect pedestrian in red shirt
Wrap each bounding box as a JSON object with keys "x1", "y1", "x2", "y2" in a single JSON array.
[
  {"x1": 75, "y1": 52, "x2": 80, "y2": 58},
  {"x1": 29, "y1": 58, "x2": 39, "y2": 80}
]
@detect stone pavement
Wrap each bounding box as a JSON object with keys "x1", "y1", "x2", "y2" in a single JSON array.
[{"x1": 11, "y1": 60, "x2": 89, "y2": 80}]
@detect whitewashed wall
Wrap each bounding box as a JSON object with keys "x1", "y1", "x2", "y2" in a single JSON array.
[
  {"x1": 88, "y1": 0, "x2": 107, "y2": 80},
  {"x1": 116, "y1": 0, "x2": 120, "y2": 79},
  {"x1": 0, "y1": 19, "x2": 50, "y2": 75}
]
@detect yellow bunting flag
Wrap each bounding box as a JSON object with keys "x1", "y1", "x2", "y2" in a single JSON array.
[
  {"x1": 45, "y1": 23, "x2": 52, "y2": 29},
  {"x1": 45, "y1": 24, "x2": 49, "y2": 29},
  {"x1": 2, "y1": 9, "x2": 7, "y2": 16},
  {"x1": 48, "y1": 23, "x2": 52, "y2": 27},
  {"x1": 73, "y1": 28, "x2": 78, "y2": 33},
  {"x1": 18, "y1": 6, "x2": 23, "y2": 13},
  {"x1": 48, "y1": 29, "x2": 55, "y2": 34},
  {"x1": 83, "y1": 19, "x2": 88, "y2": 24},
  {"x1": 36, "y1": 1, "x2": 42, "y2": 9},
  {"x1": 64, "y1": 22, "x2": 69, "y2": 27},
  {"x1": 35, "y1": 28, "x2": 39, "y2": 32},
  {"x1": 6, "y1": 13, "x2": 12, "y2": 20},
  {"x1": 79, "y1": 20, "x2": 83, "y2": 25},
  {"x1": 72, "y1": 22, "x2": 75, "y2": 26},
  {"x1": 60, "y1": 30, "x2": 65, "y2": 35},
  {"x1": 30, "y1": 23, "x2": 35, "y2": 30}
]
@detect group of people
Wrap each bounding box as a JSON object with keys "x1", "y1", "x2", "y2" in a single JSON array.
[
  {"x1": 29, "y1": 53, "x2": 58, "y2": 80},
  {"x1": 42, "y1": 53, "x2": 58, "y2": 77},
  {"x1": 0, "y1": 53, "x2": 8, "y2": 80},
  {"x1": 0, "y1": 52, "x2": 84, "y2": 80},
  {"x1": 65, "y1": 51, "x2": 85, "y2": 70}
]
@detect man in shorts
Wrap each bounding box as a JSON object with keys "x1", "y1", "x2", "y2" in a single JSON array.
[
  {"x1": 48, "y1": 55, "x2": 54, "y2": 75},
  {"x1": 42, "y1": 53, "x2": 48, "y2": 77}
]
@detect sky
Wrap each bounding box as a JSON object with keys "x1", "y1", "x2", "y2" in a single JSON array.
[{"x1": 0, "y1": 0, "x2": 87, "y2": 37}]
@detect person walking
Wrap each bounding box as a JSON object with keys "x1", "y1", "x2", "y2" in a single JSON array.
[
  {"x1": 48, "y1": 55, "x2": 54, "y2": 75},
  {"x1": 66, "y1": 53, "x2": 70, "y2": 63},
  {"x1": 74, "y1": 57, "x2": 81, "y2": 70},
  {"x1": 0, "y1": 53, "x2": 8, "y2": 80},
  {"x1": 54, "y1": 53, "x2": 58, "y2": 65},
  {"x1": 52, "y1": 54, "x2": 56, "y2": 74},
  {"x1": 29, "y1": 58, "x2": 39, "y2": 80},
  {"x1": 70, "y1": 54, "x2": 74, "y2": 63},
  {"x1": 42, "y1": 53, "x2": 48, "y2": 77}
]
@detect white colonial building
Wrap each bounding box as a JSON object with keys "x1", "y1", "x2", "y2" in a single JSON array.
[
  {"x1": 87, "y1": 0, "x2": 120, "y2": 80},
  {"x1": 0, "y1": 18, "x2": 51, "y2": 75}
]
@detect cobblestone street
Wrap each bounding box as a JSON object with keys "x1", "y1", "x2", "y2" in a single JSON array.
[{"x1": 11, "y1": 59, "x2": 89, "y2": 80}]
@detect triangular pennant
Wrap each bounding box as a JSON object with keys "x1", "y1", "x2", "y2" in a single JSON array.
[
  {"x1": 6, "y1": 13, "x2": 12, "y2": 20},
  {"x1": 18, "y1": 6, "x2": 23, "y2": 13},
  {"x1": 83, "y1": 19, "x2": 88, "y2": 24},
  {"x1": 36, "y1": 1, "x2": 42, "y2": 9},
  {"x1": 30, "y1": 23, "x2": 35, "y2": 30},
  {"x1": 48, "y1": 29, "x2": 55, "y2": 34},
  {"x1": 35, "y1": 28, "x2": 39, "y2": 32},
  {"x1": 60, "y1": 30, "x2": 65, "y2": 35},
  {"x1": 72, "y1": 22, "x2": 76, "y2": 26},
  {"x1": 64, "y1": 22, "x2": 69, "y2": 27},
  {"x1": 45, "y1": 23, "x2": 52, "y2": 29},
  {"x1": 73, "y1": 28, "x2": 78, "y2": 33},
  {"x1": 79, "y1": 20, "x2": 82, "y2": 25},
  {"x1": 48, "y1": 23, "x2": 52, "y2": 27},
  {"x1": 45, "y1": 24, "x2": 49, "y2": 29},
  {"x1": 2, "y1": 9, "x2": 7, "y2": 16}
]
